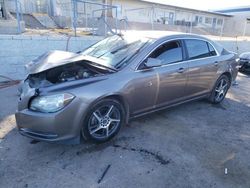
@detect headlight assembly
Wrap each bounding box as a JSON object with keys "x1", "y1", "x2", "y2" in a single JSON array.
[{"x1": 30, "y1": 93, "x2": 75, "y2": 113}]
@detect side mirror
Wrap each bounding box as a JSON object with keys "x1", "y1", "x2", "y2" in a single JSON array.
[{"x1": 146, "y1": 58, "x2": 162, "y2": 68}]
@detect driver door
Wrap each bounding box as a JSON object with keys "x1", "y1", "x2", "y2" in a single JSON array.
[{"x1": 144, "y1": 40, "x2": 188, "y2": 108}]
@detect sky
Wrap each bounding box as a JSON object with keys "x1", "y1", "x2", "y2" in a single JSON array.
[{"x1": 145, "y1": 0, "x2": 250, "y2": 11}]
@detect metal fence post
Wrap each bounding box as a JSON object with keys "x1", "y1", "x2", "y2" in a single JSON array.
[
  {"x1": 151, "y1": 6, "x2": 154, "y2": 30},
  {"x1": 71, "y1": 0, "x2": 77, "y2": 37},
  {"x1": 243, "y1": 19, "x2": 247, "y2": 37},
  {"x1": 84, "y1": 2, "x2": 88, "y2": 31},
  {"x1": 220, "y1": 18, "x2": 224, "y2": 37},
  {"x1": 115, "y1": 7, "x2": 118, "y2": 34},
  {"x1": 190, "y1": 13, "x2": 193, "y2": 33},
  {"x1": 104, "y1": 0, "x2": 107, "y2": 36},
  {"x1": 15, "y1": 0, "x2": 21, "y2": 33}
]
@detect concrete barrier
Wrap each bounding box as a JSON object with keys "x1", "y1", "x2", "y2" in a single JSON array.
[{"x1": 0, "y1": 34, "x2": 249, "y2": 80}]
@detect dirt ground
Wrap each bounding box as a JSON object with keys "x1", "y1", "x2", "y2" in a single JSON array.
[{"x1": 0, "y1": 73, "x2": 249, "y2": 188}]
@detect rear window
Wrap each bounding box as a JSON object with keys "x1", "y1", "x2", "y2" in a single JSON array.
[
  {"x1": 207, "y1": 43, "x2": 217, "y2": 56},
  {"x1": 185, "y1": 39, "x2": 216, "y2": 60}
]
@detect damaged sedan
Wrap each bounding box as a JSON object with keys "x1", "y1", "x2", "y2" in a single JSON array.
[{"x1": 15, "y1": 32, "x2": 238, "y2": 143}]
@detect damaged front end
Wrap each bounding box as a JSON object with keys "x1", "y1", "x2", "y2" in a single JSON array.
[
  {"x1": 27, "y1": 61, "x2": 105, "y2": 89},
  {"x1": 19, "y1": 50, "x2": 114, "y2": 92},
  {"x1": 16, "y1": 51, "x2": 114, "y2": 144}
]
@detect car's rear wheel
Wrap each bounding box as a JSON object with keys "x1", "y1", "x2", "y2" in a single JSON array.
[
  {"x1": 209, "y1": 75, "x2": 230, "y2": 104},
  {"x1": 81, "y1": 99, "x2": 125, "y2": 143}
]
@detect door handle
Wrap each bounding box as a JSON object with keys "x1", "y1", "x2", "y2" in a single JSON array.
[
  {"x1": 214, "y1": 61, "x2": 219, "y2": 66},
  {"x1": 177, "y1": 67, "x2": 185, "y2": 73}
]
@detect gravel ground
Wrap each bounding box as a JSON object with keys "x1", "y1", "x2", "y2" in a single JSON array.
[{"x1": 0, "y1": 73, "x2": 249, "y2": 188}]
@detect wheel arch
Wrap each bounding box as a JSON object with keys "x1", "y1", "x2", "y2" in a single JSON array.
[
  {"x1": 88, "y1": 94, "x2": 130, "y2": 124},
  {"x1": 103, "y1": 94, "x2": 130, "y2": 124},
  {"x1": 221, "y1": 71, "x2": 232, "y2": 85}
]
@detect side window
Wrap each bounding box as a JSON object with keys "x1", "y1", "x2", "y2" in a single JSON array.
[
  {"x1": 148, "y1": 40, "x2": 183, "y2": 65},
  {"x1": 207, "y1": 42, "x2": 217, "y2": 56},
  {"x1": 185, "y1": 39, "x2": 211, "y2": 60}
]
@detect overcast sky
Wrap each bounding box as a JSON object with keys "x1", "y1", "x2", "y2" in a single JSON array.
[{"x1": 146, "y1": 0, "x2": 250, "y2": 11}]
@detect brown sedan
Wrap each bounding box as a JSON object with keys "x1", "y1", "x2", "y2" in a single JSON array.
[{"x1": 15, "y1": 32, "x2": 238, "y2": 143}]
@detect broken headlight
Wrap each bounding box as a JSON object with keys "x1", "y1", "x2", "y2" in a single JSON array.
[{"x1": 30, "y1": 93, "x2": 75, "y2": 113}]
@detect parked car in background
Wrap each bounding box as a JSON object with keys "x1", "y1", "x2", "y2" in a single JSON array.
[
  {"x1": 239, "y1": 52, "x2": 250, "y2": 74},
  {"x1": 15, "y1": 31, "x2": 238, "y2": 144}
]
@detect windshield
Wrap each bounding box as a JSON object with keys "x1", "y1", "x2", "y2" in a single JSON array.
[{"x1": 81, "y1": 35, "x2": 152, "y2": 69}]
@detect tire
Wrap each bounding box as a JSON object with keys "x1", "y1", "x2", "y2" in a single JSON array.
[
  {"x1": 208, "y1": 75, "x2": 230, "y2": 104},
  {"x1": 81, "y1": 99, "x2": 125, "y2": 143}
]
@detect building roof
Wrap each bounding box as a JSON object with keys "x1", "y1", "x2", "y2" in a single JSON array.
[
  {"x1": 139, "y1": 0, "x2": 232, "y2": 17},
  {"x1": 214, "y1": 6, "x2": 250, "y2": 13}
]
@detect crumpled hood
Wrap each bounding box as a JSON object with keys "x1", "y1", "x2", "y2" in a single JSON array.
[
  {"x1": 25, "y1": 50, "x2": 112, "y2": 75},
  {"x1": 25, "y1": 50, "x2": 77, "y2": 74},
  {"x1": 239, "y1": 52, "x2": 250, "y2": 60}
]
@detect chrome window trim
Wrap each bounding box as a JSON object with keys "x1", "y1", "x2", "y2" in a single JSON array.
[
  {"x1": 135, "y1": 60, "x2": 188, "y2": 73},
  {"x1": 135, "y1": 37, "x2": 219, "y2": 71}
]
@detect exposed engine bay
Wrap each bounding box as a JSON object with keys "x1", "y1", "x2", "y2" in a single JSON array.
[{"x1": 27, "y1": 61, "x2": 106, "y2": 88}]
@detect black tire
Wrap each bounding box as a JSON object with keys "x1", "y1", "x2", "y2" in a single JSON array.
[
  {"x1": 208, "y1": 75, "x2": 230, "y2": 104},
  {"x1": 81, "y1": 99, "x2": 125, "y2": 143}
]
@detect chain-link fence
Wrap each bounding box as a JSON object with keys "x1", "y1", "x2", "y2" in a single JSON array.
[
  {"x1": 68, "y1": 0, "x2": 119, "y2": 36},
  {"x1": 7, "y1": 0, "x2": 118, "y2": 35},
  {"x1": 5, "y1": 0, "x2": 120, "y2": 36},
  {"x1": 123, "y1": 6, "x2": 226, "y2": 36},
  {"x1": 3, "y1": 0, "x2": 248, "y2": 37}
]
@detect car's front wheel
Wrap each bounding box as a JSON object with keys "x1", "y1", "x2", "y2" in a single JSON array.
[
  {"x1": 209, "y1": 75, "x2": 230, "y2": 104},
  {"x1": 81, "y1": 99, "x2": 125, "y2": 143}
]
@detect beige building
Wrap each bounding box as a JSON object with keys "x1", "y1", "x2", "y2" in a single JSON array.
[
  {"x1": 111, "y1": 0, "x2": 229, "y2": 30},
  {"x1": 215, "y1": 7, "x2": 250, "y2": 36},
  {"x1": 6, "y1": 0, "x2": 249, "y2": 36}
]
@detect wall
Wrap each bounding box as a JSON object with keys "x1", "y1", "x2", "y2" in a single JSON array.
[
  {"x1": 0, "y1": 20, "x2": 25, "y2": 34},
  {"x1": 0, "y1": 35, "x2": 102, "y2": 80},
  {"x1": 0, "y1": 34, "x2": 249, "y2": 80}
]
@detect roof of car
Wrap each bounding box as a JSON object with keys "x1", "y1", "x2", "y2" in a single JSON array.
[
  {"x1": 121, "y1": 30, "x2": 207, "y2": 40},
  {"x1": 120, "y1": 30, "x2": 224, "y2": 55}
]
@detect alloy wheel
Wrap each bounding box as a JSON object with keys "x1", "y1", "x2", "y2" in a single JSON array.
[
  {"x1": 214, "y1": 78, "x2": 228, "y2": 102},
  {"x1": 87, "y1": 104, "x2": 121, "y2": 140}
]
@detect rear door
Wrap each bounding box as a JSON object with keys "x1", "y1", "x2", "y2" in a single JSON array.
[{"x1": 184, "y1": 39, "x2": 219, "y2": 98}]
